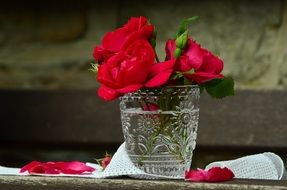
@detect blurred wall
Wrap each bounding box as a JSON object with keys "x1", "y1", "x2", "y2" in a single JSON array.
[{"x1": 0, "y1": 0, "x2": 286, "y2": 90}]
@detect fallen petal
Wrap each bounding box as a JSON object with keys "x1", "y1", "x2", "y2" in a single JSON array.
[
  {"x1": 206, "y1": 167, "x2": 235, "y2": 182},
  {"x1": 56, "y1": 161, "x2": 95, "y2": 174},
  {"x1": 185, "y1": 169, "x2": 207, "y2": 182},
  {"x1": 20, "y1": 161, "x2": 41, "y2": 173},
  {"x1": 185, "y1": 167, "x2": 234, "y2": 182}
]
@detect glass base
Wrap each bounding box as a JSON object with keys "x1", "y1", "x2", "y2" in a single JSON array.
[{"x1": 128, "y1": 154, "x2": 192, "y2": 178}]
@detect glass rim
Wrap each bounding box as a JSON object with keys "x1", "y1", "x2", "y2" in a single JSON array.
[
  {"x1": 139, "y1": 84, "x2": 199, "y2": 90},
  {"x1": 160, "y1": 84, "x2": 199, "y2": 88}
]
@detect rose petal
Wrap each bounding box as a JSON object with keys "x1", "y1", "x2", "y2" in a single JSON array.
[
  {"x1": 184, "y1": 72, "x2": 224, "y2": 84},
  {"x1": 55, "y1": 161, "x2": 95, "y2": 174},
  {"x1": 119, "y1": 60, "x2": 150, "y2": 86},
  {"x1": 206, "y1": 167, "x2": 234, "y2": 182},
  {"x1": 20, "y1": 161, "x2": 41, "y2": 173},
  {"x1": 98, "y1": 85, "x2": 119, "y2": 101},
  {"x1": 149, "y1": 59, "x2": 175, "y2": 76},
  {"x1": 93, "y1": 46, "x2": 115, "y2": 63},
  {"x1": 120, "y1": 40, "x2": 155, "y2": 85},
  {"x1": 165, "y1": 39, "x2": 176, "y2": 60},
  {"x1": 184, "y1": 39, "x2": 204, "y2": 70},
  {"x1": 198, "y1": 49, "x2": 224, "y2": 74},
  {"x1": 185, "y1": 167, "x2": 234, "y2": 182},
  {"x1": 20, "y1": 161, "x2": 60, "y2": 174},
  {"x1": 174, "y1": 56, "x2": 191, "y2": 72},
  {"x1": 145, "y1": 69, "x2": 173, "y2": 88},
  {"x1": 102, "y1": 30, "x2": 127, "y2": 52},
  {"x1": 122, "y1": 16, "x2": 148, "y2": 31},
  {"x1": 122, "y1": 25, "x2": 155, "y2": 51},
  {"x1": 185, "y1": 169, "x2": 207, "y2": 182},
  {"x1": 116, "y1": 84, "x2": 143, "y2": 94},
  {"x1": 97, "y1": 64, "x2": 120, "y2": 89}
]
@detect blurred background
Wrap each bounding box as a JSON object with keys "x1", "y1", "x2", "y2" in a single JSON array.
[
  {"x1": 0, "y1": 0, "x2": 286, "y2": 90},
  {"x1": 0, "y1": 0, "x2": 286, "y2": 168}
]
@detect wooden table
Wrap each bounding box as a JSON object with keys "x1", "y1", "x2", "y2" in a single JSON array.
[{"x1": 0, "y1": 176, "x2": 287, "y2": 190}]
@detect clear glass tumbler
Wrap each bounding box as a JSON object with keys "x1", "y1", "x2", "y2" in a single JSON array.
[{"x1": 119, "y1": 85, "x2": 200, "y2": 178}]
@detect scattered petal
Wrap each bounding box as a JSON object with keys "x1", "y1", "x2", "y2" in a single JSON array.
[
  {"x1": 185, "y1": 167, "x2": 234, "y2": 182},
  {"x1": 55, "y1": 161, "x2": 95, "y2": 174},
  {"x1": 20, "y1": 161, "x2": 95, "y2": 175},
  {"x1": 206, "y1": 167, "x2": 235, "y2": 182},
  {"x1": 185, "y1": 168, "x2": 206, "y2": 182}
]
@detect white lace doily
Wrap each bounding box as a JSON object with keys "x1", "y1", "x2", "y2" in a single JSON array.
[
  {"x1": 205, "y1": 152, "x2": 286, "y2": 180},
  {"x1": 0, "y1": 142, "x2": 286, "y2": 180}
]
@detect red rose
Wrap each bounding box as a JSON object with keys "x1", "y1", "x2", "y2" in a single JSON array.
[
  {"x1": 166, "y1": 39, "x2": 203, "y2": 72},
  {"x1": 97, "y1": 40, "x2": 174, "y2": 101},
  {"x1": 165, "y1": 38, "x2": 224, "y2": 84},
  {"x1": 93, "y1": 16, "x2": 154, "y2": 63}
]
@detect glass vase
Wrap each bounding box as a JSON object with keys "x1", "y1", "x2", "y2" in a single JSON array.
[{"x1": 119, "y1": 85, "x2": 200, "y2": 178}]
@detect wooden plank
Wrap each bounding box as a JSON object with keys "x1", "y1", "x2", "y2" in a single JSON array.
[
  {"x1": 0, "y1": 90, "x2": 123, "y2": 145},
  {"x1": 0, "y1": 90, "x2": 287, "y2": 148},
  {"x1": 0, "y1": 176, "x2": 286, "y2": 190}
]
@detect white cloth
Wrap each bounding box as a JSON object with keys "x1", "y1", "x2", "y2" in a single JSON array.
[
  {"x1": 205, "y1": 152, "x2": 286, "y2": 180},
  {"x1": 0, "y1": 143, "x2": 286, "y2": 180}
]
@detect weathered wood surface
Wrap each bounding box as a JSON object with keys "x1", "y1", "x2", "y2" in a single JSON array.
[
  {"x1": 1, "y1": 89, "x2": 287, "y2": 148},
  {"x1": 0, "y1": 176, "x2": 287, "y2": 190}
]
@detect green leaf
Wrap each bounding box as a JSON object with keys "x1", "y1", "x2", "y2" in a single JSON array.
[
  {"x1": 201, "y1": 77, "x2": 235, "y2": 98},
  {"x1": 89, "y1": 63, "x2": 99, "y2": 73},
  {"x1": 199, "y1": 85, "x2": 205, "y2": 93},
  {"x1": 149, "y1": 28, "x2": 157, "y2": 48},
  {"x1": 175, "y1": 16, "x2": 199, "y2": 37},
  {"x1": 174, "y1": 48, "x2": 182, "y2": 58},
  {"x1": 183, "y1": 68, "x2": 195, "y2": 75},
  {"x1": 171, "y1": 72, "x2": 184, "y2": 80},
  {"x1": 150, "y1": 37, "x2": 156, "y2": 48},
  {"x1": 175, "y1": 30, "x2": 188, "y2": 49}
]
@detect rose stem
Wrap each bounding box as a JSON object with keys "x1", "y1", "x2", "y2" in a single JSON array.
[{"x1": 155, "y1": 54, "x2": 160, "y2": 63}]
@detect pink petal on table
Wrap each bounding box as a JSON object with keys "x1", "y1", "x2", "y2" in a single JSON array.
[
  {"x1": 20, "y1": 161, "x2": 41, "y2": 173},
  {"x1": 206, "y1": 167, "x2": 235, "y2": 182},
  {"x1": 55, "y1": 161, "x2": 95, "y2": 174},
  {"x1": 185, "y1": 168, "x2": 207, "y2": 182},
  {"x1": 185, "y1": 167, "x2": 234, "y2": 182}
]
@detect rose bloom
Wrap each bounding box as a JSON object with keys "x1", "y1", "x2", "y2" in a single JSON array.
[
  {"x1": 165, "y1": 38, "x2": 224, "y2": 84},
  {"x1": 97, "y1": 40, "x2": 174, "y2": 101},
  {"x1": 93, "y1": 16, "x2": 154, "y2": 63}
]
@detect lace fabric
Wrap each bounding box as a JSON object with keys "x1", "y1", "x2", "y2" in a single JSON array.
[
  {"x1": 0, "y1": 142, "x2": 286, "y2": 180},
  {"x1": 205, "y1": 152, "x2": 286, "y2": 180}
]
